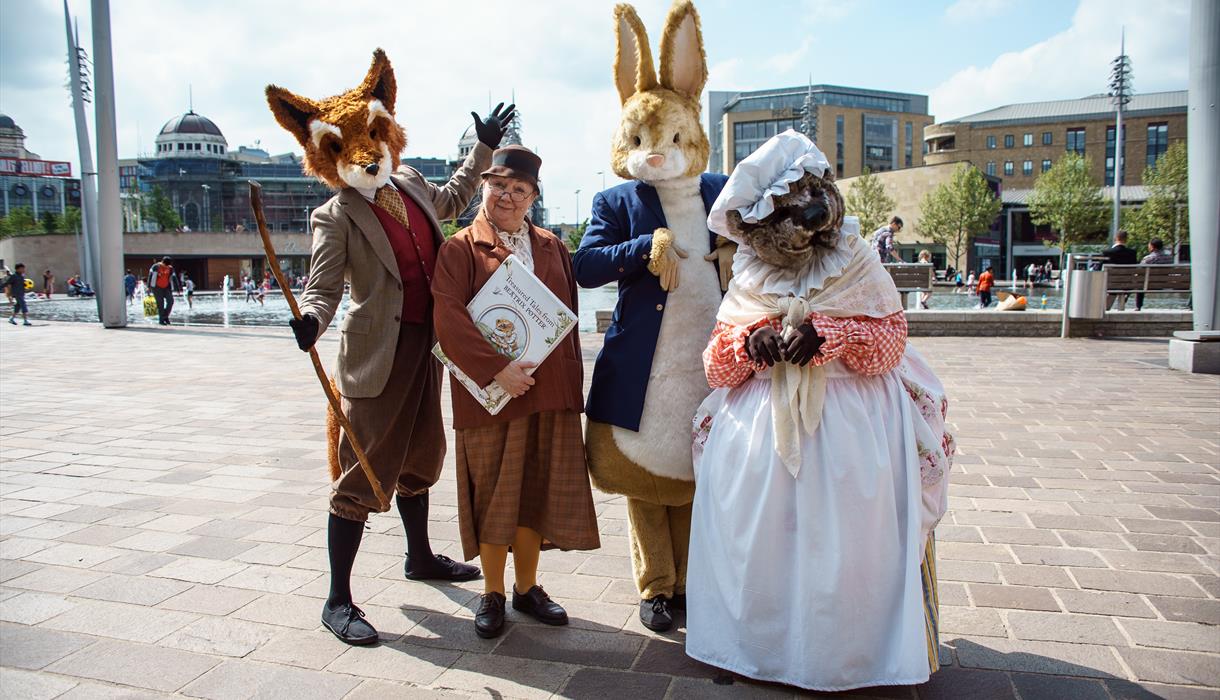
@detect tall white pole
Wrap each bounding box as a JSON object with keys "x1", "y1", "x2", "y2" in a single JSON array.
[
  {"x1": 1189, "y1": 0, "x2": 1220, "y2": 331},
  {"x1": 91, "y1": 0, "x2": 126, "y2": 327},
  {"x1": 63, "y1": 2, "x2": 99, "y2": 303}
]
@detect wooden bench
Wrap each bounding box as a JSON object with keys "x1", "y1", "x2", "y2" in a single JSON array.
[
  {"x1": 1104, "y1": 264, "x2": 1191, "y2": 294},
  {"x1": 884, "y1": 263, "x2": 934, "y2": 308}
]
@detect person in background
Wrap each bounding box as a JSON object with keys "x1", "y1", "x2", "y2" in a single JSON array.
[
  {"x1": 977, "y1": 265, "x2": 995, "y2": 308},
  {"x1": 4, "y1": 263, "x2": 32, "y2": 326},
  {"x1": 147, "y1": 256, "x2": 181, "y2": 325},
  {"x1": 1136, "y1": 238, "x2": 1174, "y2": 311},
  {"x1": 966, "y1": 270, "x2": 977, "y2": 296},
  {"x1": 183, "y1": 272, "x2": 196, "y2": 310},
  {"x1": 917, "y1": 249, "x2": 933, "y2": 309},
  {"x1": 124, "y1": 269, "x2": 137, "y2": 305},
  {"x1": 42, "y1": 269, "x2": 54, "y2": 299},
  {"x1": 243, "y1": 276, "x2": 256, "y2": 303},
  {"x1": 953, "y1": 269, "x2": 964, "y2": 294},
  {"x1": 1043, "y1": 260, "x2": 1053, "y2": 283},
  {"x1": 870, "y1": 216, "x2": 903, "y2": 263},
  {"x1": 1104, "y1": 230, "x2": 1138, "y2": 310}
]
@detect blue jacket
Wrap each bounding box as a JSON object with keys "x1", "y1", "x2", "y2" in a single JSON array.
[{"x1": 573, "y1": 173, "x2": 729, "y2": 431}]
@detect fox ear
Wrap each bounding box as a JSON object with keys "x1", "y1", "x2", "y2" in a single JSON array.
[
  {"x1": 266, "y1": 85, "x2": 320, "y2": 147},
  {"x1": 659, "y1": 0, "x2": 707, "y2": 101},
  {"x1": 613, "y1": 4, "x2": 657, "y2": 104},
  {"x1": 360, "y1": 49, "x2": 397, "y2": 113}
]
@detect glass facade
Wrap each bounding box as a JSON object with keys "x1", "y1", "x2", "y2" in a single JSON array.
[
  {"x1": 835, "y1": 115, "x2": 845, "y2": 177},
  {"x1": 862, "y1": 115, "x2": 897, "y2": 172},
  {"x1": 729, "y1": 91, "x2": 912, "y2": 115},
  {"x1": 733, "y1": 118, "x2": 800, "y2": 166},
  {"x1": 1146, "y1": 122, "x2": 1169, "y2": 168},
  {"x1": 904, "y1": 121, "x2": 913, "y2": 167},
  {"x1": 1066, "y1": 127, "x2": 1086, "y2": 155}
]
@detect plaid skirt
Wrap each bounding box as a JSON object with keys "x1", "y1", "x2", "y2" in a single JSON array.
[{"x1": 455, "y1": 410, "x2": 600, "y2": 560}]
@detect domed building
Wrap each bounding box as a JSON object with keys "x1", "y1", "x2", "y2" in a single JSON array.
[
  {"x1": 453, "y1": 109, "x2": 545, "y2": 226},
  {"x1": 154, "y1": 111, "x2": 228, "y2": 158}
]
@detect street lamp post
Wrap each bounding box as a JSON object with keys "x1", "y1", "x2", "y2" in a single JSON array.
[
  {"x1": 596, "y1": 171, "x2": 606, "y2": 191},
  {"x1": 1108, "y1": 30, "x2": 1132, "y2": 243},
  {"x1": 575, "y1": 189, "x2": 581, "y2": 227}
]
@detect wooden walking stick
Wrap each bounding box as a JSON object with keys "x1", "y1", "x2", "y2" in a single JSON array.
[{"x1": 248, "y1": 181, "x2": 388, "y2": 510}]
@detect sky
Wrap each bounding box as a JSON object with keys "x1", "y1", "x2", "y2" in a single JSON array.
[{"x1": 0, "y1": 0, "x2": 1190, "y2": 225}]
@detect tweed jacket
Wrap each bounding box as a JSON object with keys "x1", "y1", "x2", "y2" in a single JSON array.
[
  {"x1": 298, "y1": 142, "x2": 492, "y2": 398},
  {"x1": 432, "y1": 213, "x2": 585, "y2": 430}
]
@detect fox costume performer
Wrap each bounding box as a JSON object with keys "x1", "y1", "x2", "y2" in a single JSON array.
[
  {"x1": 265, "y1": 49, "x2": 516, "y2": 645},
  {"x1": 573, "y1": 1, "x2": 733, "y2": 632}
]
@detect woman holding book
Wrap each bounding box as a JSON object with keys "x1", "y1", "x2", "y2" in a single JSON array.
[{"x1": 432, "y1": 145, "x2": 600, "y2": 639}]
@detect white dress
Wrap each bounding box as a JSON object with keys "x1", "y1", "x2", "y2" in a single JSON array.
[{"x1": 686, "y1": 350, "x2": 949, "y2": 692}]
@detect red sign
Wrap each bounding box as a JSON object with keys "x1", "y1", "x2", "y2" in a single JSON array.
[{"x1": 0, "y1": 158, "x2": 73, "y2": 177}]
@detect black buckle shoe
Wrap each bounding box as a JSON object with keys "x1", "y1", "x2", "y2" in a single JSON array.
[
  {"x1": 640, "y1": 596, "x2": 673, "y2": 632},
  {"x1": 475, "y1": 592, "x2": 507, "y2": 639},
  {"x1": 405, "y1": 553, "x2": 481, "y2": 582},
  {"x1": 321, "y1": 602, "x2": 378, "y2": 645},
  {"x1": 512, "y1": 584, "x2": 569, "y2": 626}
]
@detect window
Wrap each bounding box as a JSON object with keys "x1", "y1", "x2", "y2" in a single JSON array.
[
  {"x1": 985, "y1": 161, "x2": 996, "y2": 176},
  {"x1": 1003, "y1": 161, "x2": 1014, "y2": 176},
  {"x1": 835, "y1": 115, "x2": 844, "y2": 177},
  {"x1": 1022, "y1": 160, "x2": 1033, "y2": 176},
  {"x1": 1042, "y1": 131, "x2": 1053, "y2": 146},
  {"x1": 177, "y1": 143, "x2": 184, "y2": 150},
  {"x1": 1041, "y1": 159, "x2": 1052, "y2": 173},
  {"x1": 732, "y1": 118, "x2": 799, "y2": 165},
  {"x1": 863, "y1": 114, "x2": 898, "y2": 172},
  {"x1": 904, "y1": 121, "x2": 913, "y2": 167},
  {"x1": 1146, "y1": 122, "x2": 1169, "y2": 168},
  {"x1": 1023, "y1": 133, "x2": 1033, "y2": 147},
  {"x1": 1066, "y1": 127, "x2": 1086, "y2": 155},
  {"x1": 1004, "y1": 134, "x2": 1014, "y2": 148},
  {"x1": 986, "y1": 135, "x2": 996, "y2": 149}
]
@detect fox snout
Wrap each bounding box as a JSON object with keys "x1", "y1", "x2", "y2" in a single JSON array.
[{"x1": 364, "y1": 163, "x2": 379, "y2": 175}]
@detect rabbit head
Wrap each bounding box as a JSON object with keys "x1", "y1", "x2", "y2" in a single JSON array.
[{"x1": 610, "y1": 1, "x2": 710, "y2": 184}]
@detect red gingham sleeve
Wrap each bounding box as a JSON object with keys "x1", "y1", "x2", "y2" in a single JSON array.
[
  {"x1": 806, "y1": 311, "x2": 907, "y2": 376},
  {"x1": 703, "y1": 317, "x2": 780, "y2": 389}
]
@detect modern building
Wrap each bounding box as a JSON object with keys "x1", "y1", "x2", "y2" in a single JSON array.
[
  {"x1": 923, "y1": 91, "x2": 1187, "y2": 189},
  {"x1": 707, "y1": 84, "x2": 934, "y2": 177},
  {"x1": 0, "y1": 113, "x2": 82, "y2": 219}
]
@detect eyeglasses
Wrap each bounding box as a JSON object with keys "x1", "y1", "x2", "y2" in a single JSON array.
[{"x1": 487, "y1": 183, "x2": 533, "y2": 203}]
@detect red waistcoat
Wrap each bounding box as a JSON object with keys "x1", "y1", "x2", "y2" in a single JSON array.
[{"x1": 368, "y1": 189, "x2": 439, "y2": 324}]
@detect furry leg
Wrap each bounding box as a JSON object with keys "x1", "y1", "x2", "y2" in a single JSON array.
[
  {"x1": 326, "y1": 513, "x2": 364, "y2": 609},
  {"x1": 667, "y1": 502, "x2": 693, "y2": 595},
  {"x1": 626, "y1": 497, "x2": 676, "y2": 599}
]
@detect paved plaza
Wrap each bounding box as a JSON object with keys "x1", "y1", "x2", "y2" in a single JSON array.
[{"x1": 1, "y1": 321, "x2": 1218, "y2": 699}]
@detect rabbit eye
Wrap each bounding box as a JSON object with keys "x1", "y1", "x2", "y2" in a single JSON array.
[
  {"x1": 632, "y1": 135, "x2": 641, "y2": 147},
  {"x1": 673, "y1": 133, "x2": 680, "y2": 144}
]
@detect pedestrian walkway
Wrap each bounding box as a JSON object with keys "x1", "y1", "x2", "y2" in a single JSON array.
[{"x1": 1, "y1": 322, "x2": 1217, "y2": 699}]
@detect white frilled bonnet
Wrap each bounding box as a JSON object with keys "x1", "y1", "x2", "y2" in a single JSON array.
[{"x1": 707, "y1": 129, "x2": 833, "y2": 244}]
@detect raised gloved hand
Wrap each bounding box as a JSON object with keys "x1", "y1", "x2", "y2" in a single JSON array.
[
  {"x1": 702, "y1": 235, "x2": 738, "y2": 293},
  {"x1": 470, "y1": 102, "x2": 517, "y2": 149},
  {"x1": 648, "y1": 228, "x2": 688, "y2": 292},
  {"x1": 289, "y1": 314, "x2": 320, "y2": 352},
  {"x1": 746, "y1": 325, "x2": 784, "y2": 367},
  {"x1": 782, "y1": 322, "x2": 824, "y2": 367}
]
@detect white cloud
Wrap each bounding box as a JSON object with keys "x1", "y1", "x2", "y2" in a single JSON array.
[
  {"x1": 930, "y1": 0, "x2": 1188, "y2": 121},
  {"x1": 944, "y1": 0, "x2": 1011, "y2": 23}
]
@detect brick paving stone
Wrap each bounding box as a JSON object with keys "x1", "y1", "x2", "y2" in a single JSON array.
[
  {"x1": 665, "y1": 676, "x2": 798, "y2": 699},
  {"x1": 4, "y1": 565, "x2": 106, "y2": 594},
  {"x1": 1006, "y1": 611, "x2": 1126, "y2": 645},
  {"x1": 1120, "y1": 518, "x2": 1198, "y2": 535},
  {"x1": 951, "y1": 637, "x2": 1127, "y2": 678},
  {"x1": 1105, "y1": 679, "x2": 1220, "y2": 700},
  {"x1": 968, "y1": 583, "x2": 1060, "y2": 611},
  {"x1": 1009, "y1": 672, "x2": 1111, "y2": 700},
  {"x1": 559, "y1": 667, "x2": 673, "y2": 699},
  {"x1": 996, "y1": 564, "x2": 1073, "y2": 588},
  {"x1": 0, "y1": 667, "x2": 79, "y2": 700},
  {"x1": 157, "y1": 585, "x2": 263, "y2": 616},
  {"x1": 1118, "y1": 619, "x2": 1220, "y2": 653},
  {"x1": 939, "y1": 606, "x2": 1007, "y2": 638},
  {"x1": 494, "y1": 625, "x2": 645, "y2": 669},
  {"x1": 71, "y1": 573, "x2": 193, "y2": 606},
  {"x1": 326, "y1": 639, "x2": 460, "y2": 685},
  {"x1": 24, "y1": 542, "x2": 123, "y2": 568},
  {"x1": 216, "y1": 562, "x2": 320, "y2": 594},
  {"x1": 249, "y1": 629, "x2": 353, "y2": 670},
  {"x1": 166, "y1": 536, "x2": 259, "y2": 560},
  {"x1": 182, "y1": 658, "x2": 361, "y2": 699},
  {"x1": 631, "y1": 637, "x2": 719, "y2": 679},
  {"x1": 344, "y1": 680, "x2": 468, "y2": 700},
  {"x1": 0, "y1": 591, "x2": 78, "y2": 624},
  {"x1": 56, "y1": 680, "x2": 176, "y2": 699},
  {"x1": 0, "y1": 622, "x2": 95, "y2": 670},
  {"x1": 916, "y1": 667, "x2": 1016, "y2": 700},
  {"x1": 45, "y1": 639, "x2": 219, "y2": 693},
  {"x1": 159, "y1": 616, "x2": 279, "y2": 657},
  {"x1": 1055, "y1": 589, "x2": 1157, "y2": 618},
  {"x1": 1070, "y1": 568, "x2": 1209, "y2": 597},
  {"x1": 41, "y1": 599, "x2": 199, "y2": 644},
  {"x1": 433, "y1": 653, "x2": 576, "y2": 699},
  {"x1": 1029, "y1": 514, "x2": 1124, "y2": 532},
  {"x1": 1057, "y1": 530, "x2": 1131, "y2": 549},
  {"x1": 1117, "y1": 647, "x2": 1220, "y2": 687},
  {"x1": 936, "y1": 560, "x2": 1000, "y2": 584},
  {"x1": 1147, "y1": 596, "x2": 1220, "y2": 625},
  {"x1": 1009, "y1": 545, "x2": 1108, "y2": 568},
  {"x1": 979, "y1": 527, "x2": 1060, "y2": 546},
  {"x1": 147, "y1": 555, "x2": 249, "y2": 584}
]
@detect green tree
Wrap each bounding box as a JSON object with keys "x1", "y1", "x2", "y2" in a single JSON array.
[
  {"x1": 4, "y1": 207, "x2": 38, "y2": 235},
  {"x1": 565, "y1": 220, "x2": 588, "y2": 252},
  {"x1": 1027, "y1": 153, "x2": 1109, "y2": 266},
  {"x1": 145, "y1": 185, "x2": 182, "y2": 232},
  {"x1": 1123, "y1": 141, "x2": 1188, "y2": 260},
  {"x1": 917, "y1": 163, "x2": 1001, "y2": 273},
  {"x1": 40, "y1": 211, "x2": 59, "y2": 234},
  {"x1": 59, "y1": 206, "x2": 83, "y2": 234},
  {"x1": 844, "y1": 168, "x2": 896, "y2": 237},
  {"x1": 441, "y1": 220, "x2": 462, "y2": 238}
]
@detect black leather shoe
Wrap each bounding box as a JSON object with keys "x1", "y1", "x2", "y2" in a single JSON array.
[
  {"x1": 512, "y1": 584, "x2": 569, "y2": 626},
  {"x1": 475, "y1": 592, "x2": 507, "y2": 639},
  {"x1": 321, "y1": 602, "x2": 378, "y2": 645},
  {"x1": 405, "y1": 554, "x2": 481, "y2": 582},
  {"x1": 670, "y1": 593, "x2": 686, "y2": 611},
  {"x1": 640, "y1": 596, "x2": 673, "y2": 632}
]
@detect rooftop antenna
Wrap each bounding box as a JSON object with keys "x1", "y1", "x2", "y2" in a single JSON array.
[{"x1": 189, "y1": 84, "x2": 193, "y2": 113}]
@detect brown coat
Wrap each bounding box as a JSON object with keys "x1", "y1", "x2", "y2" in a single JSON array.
[
  {"x1": 297, "y1": 142, "x2": 491, "y2": 398},
  {"x1": 432, "y1": 214, "x2": 584, "y2": 430}
]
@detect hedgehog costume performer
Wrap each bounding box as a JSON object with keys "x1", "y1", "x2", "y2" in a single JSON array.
[
  {"x1": 265, "y1": 50, "x2": 515, "y2": 645},
  {"x1": 685, "y1": 130, "x2": 953, "y2": 690},
  {"x1": 573, "y1": 1, "x2": 733, "y2": 632}
]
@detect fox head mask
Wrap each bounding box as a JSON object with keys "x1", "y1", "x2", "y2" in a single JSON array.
[{"x1": 265, "y1": 49, "x2": 406, "y2": 191}]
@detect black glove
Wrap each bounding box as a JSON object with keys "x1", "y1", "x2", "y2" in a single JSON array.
[
  {"x1": 289, "y1": 314, "x2": 320, "y2": 352},
  {"x1": 746, "y1": 326, "x2": 784, "y2": 367},
  {"x1": 471, "y1": 102, "x2": 517, "y2": 148},
  {"x1": 782, "y1": 322, "x2": 824, "y2": 367}
]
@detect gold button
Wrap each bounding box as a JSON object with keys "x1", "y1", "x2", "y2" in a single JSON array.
[
  {"x1": 618, "y1": 267, "x2": 625, "y2": 273},
  {"x1": 656, "y1": 304, "x2": 664, "y2": 311},
  {"x1": 393, "y1": 315, "x2": 401, "y2": 322}
]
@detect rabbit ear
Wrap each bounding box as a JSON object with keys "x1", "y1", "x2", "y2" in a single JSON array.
[
  {"x1": 659, "y1": 0, "x2": 707, "y2": 101},
  {"x1": 613, "y1": 4, "x2": 657, "y2": 104}
]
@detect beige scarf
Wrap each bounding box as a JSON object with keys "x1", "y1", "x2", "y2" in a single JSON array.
[{"x1": 716, "y1": 229, "x2": 903, "y2": 476}]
